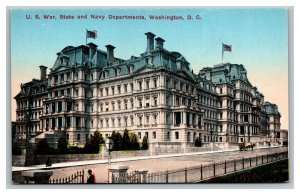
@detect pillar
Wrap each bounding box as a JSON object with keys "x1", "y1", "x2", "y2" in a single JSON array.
[
  {"x1": 136, "y1": 169, "x2": 149, "y2": 183},
  {"x1": 22, "y1": 170, "x2": 53, "y2": 184},
  {"x1": 108, "y1": 165, "x2": 129, "y2": 183}
]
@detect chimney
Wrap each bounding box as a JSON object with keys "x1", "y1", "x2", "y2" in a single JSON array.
[
  {"x1": 39, "y1": 65, "x2": 47, "y2": 80},
  {"x1": 105, "y1": 44, "x2": 115, "y2": 65},
  {"x1": 145, "y1": 32, "x2": 156, "y2": 52},
  {"x1": 155, "y1": 37, "x2": 165, "y2": 49},
  {"x1": 87, "y1": 42, "x2": 98, "y2": 62}
]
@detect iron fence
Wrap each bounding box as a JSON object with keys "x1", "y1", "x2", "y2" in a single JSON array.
[
  {"x1": 49, "y1": 170, "x2": 84, "y2": 184},
  {"x1": 143, "y1": 151, "x2": 288, "y2": 183}
]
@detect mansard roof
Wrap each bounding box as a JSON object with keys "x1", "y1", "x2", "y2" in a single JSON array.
[
  {"x1": 199, "y1": 63, "x2": 252, "y2": 86},
  {"x1": 264, "y1": 102, "x2": 281, "y2": 116}
]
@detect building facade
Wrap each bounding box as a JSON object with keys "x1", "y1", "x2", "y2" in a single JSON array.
[{"x1": 14, "y1": 32, "x2": 284, "y2": 147}]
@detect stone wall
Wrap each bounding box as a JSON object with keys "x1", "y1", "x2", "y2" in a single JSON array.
[{"x1": 12, "y1": 142, "x2": 238, "y2": 166}]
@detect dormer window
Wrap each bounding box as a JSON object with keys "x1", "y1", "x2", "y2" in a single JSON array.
[
  {"x1": 127, "y1": 65, "x2": 134, "y2": 74},
  {"x1": 117, "y1": 68, "x2": 121, "y2": 76}
]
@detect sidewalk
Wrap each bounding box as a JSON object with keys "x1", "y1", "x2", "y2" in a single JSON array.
[{"x1": 12, "y1": 145, "x2": 282, "y2": 172}]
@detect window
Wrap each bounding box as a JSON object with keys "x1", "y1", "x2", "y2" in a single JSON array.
[
  {"x1": 124, "y1": 117, "x2": 128, "y2": 127},
  {"x1": 100, "y1": 119, "x2": 103, "y2": 128},
  {"x1": 139, "y1": 99, "x2": 143, "y2": 108},
  {"x1": 182, "y1": 97, "x2": 186, "y2": 105},
  {"x1": 153, "y1": 132, "x2": 156, "y2": 139},
  {"x1": 131, "y1": 116, "x2": 134, "y2": 126},
  {"x1": 106, "y1": 119, "x2": 109, "y2": 127},
  {"x1": 176, "y1": 96, "x2": 180, "y2": 106},
  {"x1": 139, "y1": 116, "x2": 142, "y2": 126},
  {"x1": 111, "y1": 86, "x2": 114, "y2": 95},
  {"x1": 145, "y1": 97, "x2": 150, "y2": 107},
  {"x1": 146, "y1": 115, "x2": 150, "y2": 124},
  {"x1": 124, "y1": 100, "x2": 128, "y2": 109},
  {"x1": 130, "y1": 83, "x2": 133, "y2": 92},
  {"x1": 153, "y1": 78, "x2": 157, "y2": 88},
  {"x1": 112, "y1": 118, "x2": 115, "y2": 127},
  {"x1": 124, "y1": 84, "x2": 127, "y2": 93},
  {"x1": 117, "y1": 85, "x2": 121, "y2": 94},
  {"x1": 67, "y1": 72, "x2": 71, "y2": 81},
  {"x1": 130, "y1": 99, "x2": 134, "y2": 108},
  {"x1": 118, "y1": 101, "x2": 121, "y2": 110},
  {"x1": 153, "y1": 114, "x2": 157, "y2": 124},
  {"x1": 105, "y1": 88, "x2": 109, "y2": 96},
  {"x1": 146, "y1": 80, "x2": 150, "y2": 89},
  {"x1": 138, "y1": 132, "x2": 141, "y2": 139},
  {"x1": 138, "y1": 81, "x2": 143, "y2": 90},
  {"x1": 77, "y1": 134, "x2": 81, "y2": 141},
  {"x1": 175, "y1": 132, "x2": 179, "y2": 139},
  {"x1": 118, "y1": 118, "x2": 121, "y2": 127},
  {"x1": 154, "y1": 97, "x2": 158, "y2": 106},
  {"x1": 112, "y1": 102, "x2": 115, "y2": 111}
]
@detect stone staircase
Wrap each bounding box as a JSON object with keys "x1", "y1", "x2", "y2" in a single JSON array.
[{"x1": 33, "y1": 130, "x2": 65, "y2": 146}]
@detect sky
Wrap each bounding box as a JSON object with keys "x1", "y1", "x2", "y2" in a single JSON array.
[{"x1": 10, "y1": 8, "x2": 289, "y2": 129}]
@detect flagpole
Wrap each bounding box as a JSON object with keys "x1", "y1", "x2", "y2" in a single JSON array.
[
  {"x1": 222, "y1": 42, "x2": 224, "y2": 63},
  {"x1": 86, "y1": 29, "x2": 87, "y2": 45}
]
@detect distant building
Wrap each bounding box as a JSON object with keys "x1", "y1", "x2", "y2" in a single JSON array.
[
  {"x1": 264, "y1": 102, "x2": 282, "y2": 143},
  {"x1": 14, "y1": 32, "x2": 284, "y2": 147}
]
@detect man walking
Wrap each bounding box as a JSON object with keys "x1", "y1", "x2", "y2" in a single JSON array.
[{"x1": 87, "y1": 169, "x2": 95, "y2": 184}]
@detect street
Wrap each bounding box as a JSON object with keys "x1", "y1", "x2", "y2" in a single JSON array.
[{"x1": 47, "y1": 146, "x2": 288, "y2": 183}]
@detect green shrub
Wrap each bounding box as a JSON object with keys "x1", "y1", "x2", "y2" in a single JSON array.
[
  {"x1": 68, "y1": 146, "x2": 84, "y2": 154},
  {"x1": 57, "y1": 136, "x2": 68, "y2": 154},
  {"x1": 84, "y1": 131, "x2": 104, "y2": 154},
  {"x1": 34, "y1": 139, "x2": 57, "y2": 155},
  {"x1": 121, "y1": 129, "x2": 131, "y2": 150},
  {"x1": 12, "y1": 142, "x2": 22, "y2": 155},
  {"x1": 130, "y1": 133, "x2": 140, "y2": 150},
  {"x1": 141, "y1": 135, "x2": 148, "y2": 150},
  {"x1": 194, "y1": 137, "x2": 202, "y2": 147},
  {"x1": 111, "y1": 131, "x2": 122, "y2": 151}
]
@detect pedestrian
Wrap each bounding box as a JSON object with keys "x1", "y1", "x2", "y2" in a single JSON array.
[
  {"x1": 87, "y1": 169, "x2": 95, "y2": 184},
  {"x1": 46, "y1": 158, "x2": 52, "y2": 167}
]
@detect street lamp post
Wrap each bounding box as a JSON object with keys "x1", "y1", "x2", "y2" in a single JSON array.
[
  {"x1": 105, "y1": 136, "x2": 113, "y2": 165},
  {"x1": 209, "y1": 129, "x2": 214, "y2": 143}
]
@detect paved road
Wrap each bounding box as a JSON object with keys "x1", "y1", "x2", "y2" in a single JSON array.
[{"x1": 45, "y1": 146, "x2": 287, "y2": 183}]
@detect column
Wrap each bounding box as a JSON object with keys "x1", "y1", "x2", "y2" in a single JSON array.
[
  {"x1": 55, "y1": 117, "x2": 58, "y2": 130},
  {"x1": 182, "y1": 112, "x2": 186, "y2": 125}
]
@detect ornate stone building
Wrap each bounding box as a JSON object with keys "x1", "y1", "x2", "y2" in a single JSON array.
[{"x1": 14, "y1": 32, "x2": 283, "y2": 147}]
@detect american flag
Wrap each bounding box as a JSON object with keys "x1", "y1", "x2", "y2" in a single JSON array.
[
  {"x1": 222, "y1": 43, "x2": 232, "y2": 52},
  {"x1": 86, "y1": 29, "x2": 97, "y2": 39}
]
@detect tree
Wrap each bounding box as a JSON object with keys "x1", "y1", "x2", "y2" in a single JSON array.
[
  {"x1": 12, "y1": 141, "x2": 22, "y2": 155},
  {"x1": 130, "y1": 133, "x2": 140, "y2": 150},
  {"x1": 84, "y1": 131, "x2": 104, "y2": 153},
  {"x1": 111, "y1": 131, "x2": 122, "y2": 151},
  {"x1": 35, "y1": 139, "x2": 50, "y2": 155},
  {"x1": 121, "y1": 129, "x2": 131, "y2": 150},
  {"x1": 194, "y1": 137, "x2": 202, "y2": 147},
  {"x1": 141, "y1": 135, "x2": 148, "y2": 150},
  {"x1": 57, "y1": 136, "x2": 68, "y2": 154}
]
